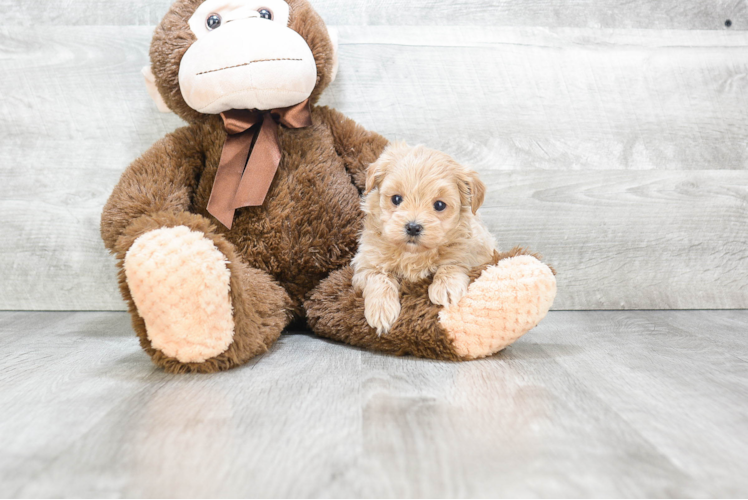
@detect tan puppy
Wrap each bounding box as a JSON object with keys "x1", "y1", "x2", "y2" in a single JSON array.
[{"x1": 352, "y1": 142, "x2": 497, "y2": 334}]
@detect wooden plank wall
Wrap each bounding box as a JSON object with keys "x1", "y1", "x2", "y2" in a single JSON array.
[
  {"x1": 0, "y1": 2, "x2": 746, "y2": 311},
  {"x1": 2, "y1": 0, "x2": 745, "y2": 29}
]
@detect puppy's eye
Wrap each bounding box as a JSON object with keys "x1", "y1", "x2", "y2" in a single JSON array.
[
  {"x1": 391, "y1": 195, "x2": 403, "y2": 206},
  {"x1": 259, "y1": 8, "x2": 273, "y2": 20},
  {"x1": 434, "y1": 200, "x2": 447, "y2": 212},
  {"x1": 206, "y1": 13, "x2": 222, "y2": 30}
]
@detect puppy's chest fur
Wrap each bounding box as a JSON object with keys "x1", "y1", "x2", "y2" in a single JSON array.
[
  {"x1": 361, "y1": 216, "x2": 496, "y2": 283},
  {"x1": 383, "y1": 247, "x2": 448, "y2": 282}
]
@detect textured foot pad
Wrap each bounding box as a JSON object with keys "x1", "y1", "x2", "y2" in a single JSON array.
[
  {"x1": 440, "y1": 255, "x2": 557, "y2": 359},
  {"x1": 124, "y1": 226, "x2": 235, "y2": 363}
]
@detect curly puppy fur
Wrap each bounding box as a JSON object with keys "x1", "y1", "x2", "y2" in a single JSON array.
[{"x1": 351, "y1": 143, "x2": 497, "y2": 333}]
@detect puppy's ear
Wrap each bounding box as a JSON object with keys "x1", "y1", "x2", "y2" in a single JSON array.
[
  {"x1": 365, "y1": 157, "x2": 387, "y2": 195},
  {"x1": 366, "y1": 141, "x2": 410, "y2": 194},
  {"x1": 460, "y1": 169, "x2": 486, "y2": 214}
]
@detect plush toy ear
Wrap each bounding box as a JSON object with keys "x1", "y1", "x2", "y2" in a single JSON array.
[
  {"x1": 327, "y1": 26, "x2": 339, "y2": 84},
  {"x1": 142, "y1": 65, "x2": 172, "y2": 113}
]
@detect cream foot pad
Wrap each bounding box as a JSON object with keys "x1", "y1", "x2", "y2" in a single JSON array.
[
  {"x1": 124, "y1": 226, "x2": 235, "y2": 363},
  {"x1": 439, "y1": 255, "x2": 557, "y2": 359}
]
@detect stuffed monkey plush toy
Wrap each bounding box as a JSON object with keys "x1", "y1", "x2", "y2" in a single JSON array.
[{"x1": 101, "y1": 0, "x2": 557, "y2": 374}]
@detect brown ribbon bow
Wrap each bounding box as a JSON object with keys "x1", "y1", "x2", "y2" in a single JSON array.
[{"x1": 207, "y1": 99, "x2": 313, "y2": 229}]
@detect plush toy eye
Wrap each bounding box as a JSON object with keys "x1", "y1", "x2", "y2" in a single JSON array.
[
  {"x1": 391, "y1": 195, "x2": 403, "y2": 206},
  {"x1": 206, "y1": 13, "x2": 222, "y2": 30},
  {"x1": 434, "y1": 200, "x2": 447, "y2": 211},
  {"x1": 259, "y1": 8, "x2": 273, "y2": 20}
]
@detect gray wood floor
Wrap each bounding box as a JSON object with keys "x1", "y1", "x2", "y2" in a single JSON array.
[{"x1": 1, "y1": 310, "x2": 746, "y2": 498}]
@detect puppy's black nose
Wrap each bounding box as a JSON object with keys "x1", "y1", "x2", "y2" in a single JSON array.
[{"x1": 405, "y1": 222, "x2": 423, "y2": 237}]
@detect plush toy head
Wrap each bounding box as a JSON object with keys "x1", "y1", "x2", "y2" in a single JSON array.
[{"x1": 144, "y1": 0, "x2": 339, "y2": 123}]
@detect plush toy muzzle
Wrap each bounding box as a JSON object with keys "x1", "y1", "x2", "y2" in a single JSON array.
[
  {"x1": 178, "y1": 3, "x2": 317, "y2": 114},
  {"x1": 166, "y1": 0, "x2": 322, "y2": 227}
]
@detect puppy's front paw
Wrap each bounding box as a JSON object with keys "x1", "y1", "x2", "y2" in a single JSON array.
[
  {"x1": 364, "y1": 291, "x2": 401, "y2": 335},
  {"x1": 429, "y1": 271, "x2": 470, "y2": 308},
  {"x1": 351, "y1": 271, "x2": 366, "y2": 293}
]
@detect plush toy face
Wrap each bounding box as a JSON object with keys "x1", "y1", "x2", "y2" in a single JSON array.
[
  {"x1": 179, "y1": 0, "x2": 317, "y2": 113},
  {"x1": 149, "y1": 0, "x2": 338, "y2": 122}
]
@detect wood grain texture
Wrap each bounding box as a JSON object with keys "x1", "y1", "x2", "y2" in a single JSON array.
[
  {"x1": 529, "y1": 310, "x2": 748, "y2": 497},
  {"x1": 324, "y1": 27, "x2": 748, "y2": 172},
  {"x1": 0, "y1": 0, "x2": 745, "y2": 30},
  {"x1": 0, "y1": 26, "x2": 185, "y2": 310},
  {"x1": 3, "y1": 26, "x2": 747, "y2": 169},
  {"x1": 481, "y1": 170, "x2": 748, "y2": 310},
  {"x1": 1, "y1": 25, "x2": 747, "y2": 310},
  {"x1": 1, "y1": 310, "x2": 747, "y2": 497}
]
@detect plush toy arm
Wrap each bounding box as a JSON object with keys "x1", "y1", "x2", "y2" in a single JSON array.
[
  {"x1": 101, "y1": 125, "x2": 205, "y2": 254},
  {"x1": 315, "y1": 106, "x2": 389, "y2": 191}
]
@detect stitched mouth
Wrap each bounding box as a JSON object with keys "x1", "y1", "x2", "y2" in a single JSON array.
[{"x1": 197, "y1": 58, "x2": 303, "y2": 76}]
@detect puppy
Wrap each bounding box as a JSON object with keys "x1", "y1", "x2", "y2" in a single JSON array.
[{"x1": 352, "y1": 142, "x2": 497, "y2": 334}]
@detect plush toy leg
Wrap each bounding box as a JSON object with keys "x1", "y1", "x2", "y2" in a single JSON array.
[
  {"x1": 125, "y1": 226, "x2": 235, "y2": 364},
  {"x1": 439, "y1": 254, "x2": 556, "y2": 359},
  {"x1": 115, "y1": 212, "x2": 290, "y2": 374},
  {"x1": 305, "y1": 248, "x2": 556, "y2": 361}
]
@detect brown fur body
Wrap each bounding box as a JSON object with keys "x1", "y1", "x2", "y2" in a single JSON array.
[
  {"x1": 101, "y1": 0, "x2": 393, "y2": 372},
  {"x1": 102, "y1": 104, "x2": 388, "y2": 372}
]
